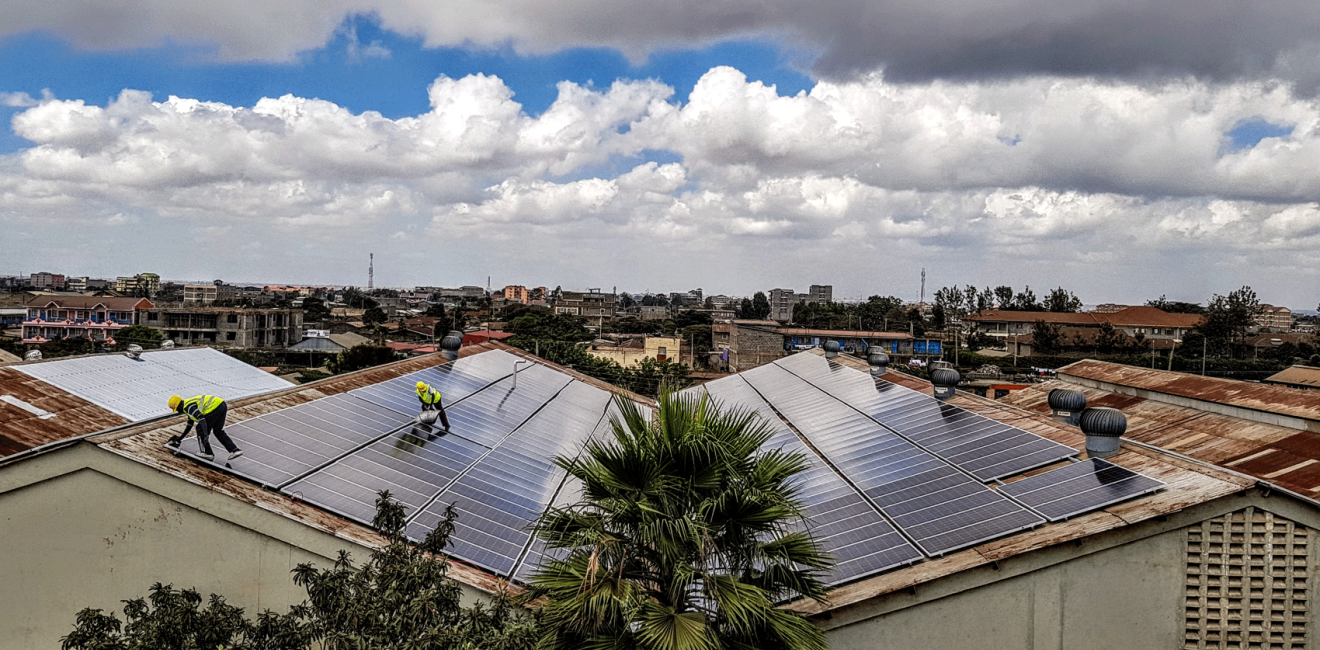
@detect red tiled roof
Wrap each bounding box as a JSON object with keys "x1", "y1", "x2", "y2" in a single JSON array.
[
  {"x1": 24, "y1": 296, "x2": 153, "y2": 311},
  {"x1": 968, "y1": 306, "x2": 1202, "y2": 329}
]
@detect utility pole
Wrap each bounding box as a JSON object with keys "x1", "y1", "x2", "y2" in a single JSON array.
[
  {"x1": 1202, "y1": 337, "x2": 1207, "y2": 375},
  {"x1": 368, "y1": 253, "x2": 374, "y2": 290},
  {"x1": 920, "y1": 268, "x2": 926, "y2": 307}
]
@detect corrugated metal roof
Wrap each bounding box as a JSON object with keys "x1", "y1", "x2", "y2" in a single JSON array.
[
  {"x1": 12, "y1": 347, "x2": 293, "y2": 421},
  {"x1": 1001, "y1": 376, "x2": 1320, "y2": 495},
  {"x1": 1058, "y1": 359, "x2": 1320, "y2": 425},
  {"x1": 19, "y1": 345, "x2": 1246, "y2": 614},
  {"x1": 0, "y1": 367, "x2": 129, "y2": 456},
  {"x1": 1266, "y1": 365, "x2": 1320, "y2": 389}
]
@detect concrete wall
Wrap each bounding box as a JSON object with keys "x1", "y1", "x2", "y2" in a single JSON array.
[
  {"x1": 0, "y1": 445, "x2": 486, "y2": 648},
  {"x1": 826, "y1": 531, "x2": 1184, "y2": 650}
]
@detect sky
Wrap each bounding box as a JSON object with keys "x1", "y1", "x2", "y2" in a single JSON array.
[{"x1": 2, "y1": 2, "x2": 1320, "y2": 307}]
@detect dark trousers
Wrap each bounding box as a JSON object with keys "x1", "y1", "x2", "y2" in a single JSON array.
[
  {"x1": 422, "y1": 401, "x2": 451, "y2": 430},
  {"x1": 196, "y1": 402, "x2": 239, "y2": 455}
]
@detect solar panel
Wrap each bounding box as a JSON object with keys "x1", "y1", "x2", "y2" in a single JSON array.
[
  {"x1": 511, "y1": 396, "x2": 643, "y2": 582},
  {"x1": 774, "y1": 354, "x2": 1075, "y2": 481},
  {"x1": 408, "y1": 381, "x2": 612, "y2": 576},
  {"x1": 696, "y1": 375, "x2": 923, "y2": 584},
  {"x1": 740, "y1": 363, "x2": 1044, "y2": 557},
  {"x1": 13, "y1": 347, "x2": 292, "y2": 421},
  {"x1": 998, "y1": 458, "x2": 1164, "y2": 522},
  {"x1": 348, "y1": 350, "x2": 520, "y2": 415},
  {"x1": 180, "y1": 392, "x2": 414, "y2": 486},
  {"x1": 284, "y1": 364, "x2": 572, "y2": 525}
]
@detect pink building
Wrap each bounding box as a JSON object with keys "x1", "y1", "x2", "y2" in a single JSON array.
[{"x1": 21, "y1": 296, "x2": 154, "y2": 344}]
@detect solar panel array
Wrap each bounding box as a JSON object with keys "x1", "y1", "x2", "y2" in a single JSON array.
[
  {"x1": 694, "y1": 375, "x2": 923, "y2": 584},
  {"x1": 774, "y1": 353, "x2": 1076, "y2": 480},
  {"x1": 738, "y1": 363, "x2": 1044, "y2": 556},
  {"x1": 14, "y1": 347, "x2": 293, "y2": 421},
  {"x1": 176, "y1": 348, "x2": 1164, "y2": 590},
  {"x1": 999, "y1": 458, "x2": 1165, "y2": 521}
]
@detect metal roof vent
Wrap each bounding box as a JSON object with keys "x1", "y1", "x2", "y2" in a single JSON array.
[
  {"x1": 1047, "y1": 388, "x2": 1086, "y2": 426},
  {"x1": 1079, "y1": 407, "x2": 1126, "y2": 459},
  {"x1": 867, "y1": 349, "x2": 890, "y2": 376},
  {"x1": 24, "y1": 349, "x2": 41, "y2": 362},
  {"x1": 823, "y1": 340, "x2": 840, "y2": 359},
  {"x1": 125, "y1": 344, "x2": 144, "y2": 360},
  {"x1": 931, "y1": 367, "x2": 960, "y2": 401},
  {"x1": 440, "y1": 330, "x2": 463, "y2": 361},
  {"x1": 161, "y1": 339, "x2": 175, "y2": 349}
]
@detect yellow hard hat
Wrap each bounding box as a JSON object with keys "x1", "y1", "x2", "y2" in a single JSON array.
[
  {"x1": 416, "y1": 381, "x2": 427, "y2": 391},
  {"x1": 168, "y1": 395, "x2": 182, "y2": 411}
]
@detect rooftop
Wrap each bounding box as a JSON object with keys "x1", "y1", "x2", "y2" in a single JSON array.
[
  {"x1": 3, "y1": 343, "x2": 1250, "y2": 617},
  {"x1": 1001, "y1": 359, "x2": 1320, "y2": 498},
  {"x1": 0, "y1": 347, "x2": 293, "y2": 456},
  {"x1": 968, "y1": 306, "x2": 1203, "y2": 329}
]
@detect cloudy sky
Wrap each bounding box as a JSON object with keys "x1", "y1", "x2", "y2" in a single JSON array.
[{"x1": 3, "y1": 2, "x2": 1319, "y2": 307}]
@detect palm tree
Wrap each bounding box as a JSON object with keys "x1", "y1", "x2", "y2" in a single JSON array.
[{"x1": 529, "y1": 391, "x2": 833, "y2": 650}]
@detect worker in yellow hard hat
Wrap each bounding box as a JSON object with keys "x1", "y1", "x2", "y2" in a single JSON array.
[
  {"x1": 415, "y1": 381, "x2": 450, "y2": 432},
  {"x1": 165, "y1": 394, "x2": 242, "y2": 462}
]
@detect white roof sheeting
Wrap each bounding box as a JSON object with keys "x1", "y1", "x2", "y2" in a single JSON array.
[{"x1": 13, "y1": 348, "x2": 293, "y2": 421}]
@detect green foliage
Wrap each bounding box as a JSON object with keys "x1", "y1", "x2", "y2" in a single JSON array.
[
  {"x1": 424, "y1": 302, "x2": 447, "y2": 318},
  {"x1": 33, "y1": 336, "x2": 98, "y2": 358},
  {"x1": 326, "y1": 344, "x2": 397, "y2": 374},
  {"x1": 1030, "y1": 320, "x2": 1065, "y2": 354},
  {"x1": 112, "y1": 325, "x2": 164, "y2": 350},
  {"x1": 61, "y1": 494, "x2": 539, "y2": 650},
  {"x1": 530, "y1": 392, "x2": 831, "y2": 650},
  {"x1": 341, "y1": 288, "x2": 378, "y2": 310},
  {"x1": 1145, "y1": 295, "x2": 1205, "y2": 314},
  {"x1": 362, "y1": 307, "x2": 387, "y2": 326},
  {"x1": 790, "y1": 295, "x2": 910, "y2": 331},
  {"x1": 301, "y1": 297, "x2": 331, "y2": 323},
  {"x1": 296, "y1": 369, "x2": 332, "y2": 384},
  {"x1": 1194, "y1": 286, "x2": 1259, "y2": 359},
  {"x1": 608, "y1": 318, "x2": 662, "y2": 335},
  {"x1": 1044, "y1": 287, "x2": 1083, "y2": 313},
  {"x1": 751, "y1": 291, "x2": 772, "y2": 320},
  {"x1": 528, "y1": 342, "x2": 690, "y2": 397},
  {"x1": 502, "y1": 305, "x2": 592, "y2": 345}
]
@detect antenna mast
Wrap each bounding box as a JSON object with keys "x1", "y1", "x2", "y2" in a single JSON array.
[
  {"x1": 368, "y1": 253, "x2": 374, "y2": 290},
  {"x1": 920, "y1": 268, "x2": 926, "y2": 305}
]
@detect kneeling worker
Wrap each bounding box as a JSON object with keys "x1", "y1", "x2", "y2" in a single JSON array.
[
  {"x1": 416, "y1": 381, "x2": 450, "y2": 431},
  {"x1": 167, "y1": 394, "x2": 242, "y2": 461}
]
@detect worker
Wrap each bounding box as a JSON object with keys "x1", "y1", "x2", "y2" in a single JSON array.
[
  {"x1": 416, "y1": 381, "x2": 450, "y2": 432},
  {"x1": 166, "y1": 394, "x2": 242, "y2": 461}
]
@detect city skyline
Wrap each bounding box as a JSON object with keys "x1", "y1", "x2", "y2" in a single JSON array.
[{"x1": 4, "y1": 4, "x2": 1320, "y2": 306}]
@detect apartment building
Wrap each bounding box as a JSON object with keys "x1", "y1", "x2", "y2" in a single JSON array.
[
  {"x1": 21, "y1": 296, "x2": 154, "y2": 343},
  {"x1": 967, "y1": 306, "x2": 1202, "y2": 343},
  {"x1": 554, "y1": 289, "x2": 616, "y2": 320},
  {"x1": 114, "y1": 273, "x2": 161, "y2": 296},
  {"x1": 28, "y1": 272, "x2": 66, "y2": 291},
  {"x1": 142, "y1": 307, "x2": 303, "y2": 348},
  {"x1": 1256, "y1": 304, "x2": 1294, "y2": 331}
]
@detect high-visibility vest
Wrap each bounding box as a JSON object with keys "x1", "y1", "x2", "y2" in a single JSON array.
[
  {"x1": 182, "y1": 395, "x2": 224, "y2": 421},
  {"x1": 417, "y1": 386, "x2": 442, "y2": 405}
]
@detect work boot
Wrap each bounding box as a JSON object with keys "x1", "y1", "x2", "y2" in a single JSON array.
[
  {"x1": 228, "y1": 449, "x2": 243, "y2": 460},
  {"x1": 199, "y1": 452, "x2": 214, "y2": 461}
]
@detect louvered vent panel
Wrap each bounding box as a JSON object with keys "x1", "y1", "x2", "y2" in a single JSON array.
[{"x1": 1185, "y1": 507, "x2": 1309, "y2": 649}]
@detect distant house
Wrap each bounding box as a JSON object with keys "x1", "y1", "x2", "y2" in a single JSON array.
[
  {"x1": 967, "y1": 306, "x2": 1202, "y2": 344},
  {"x1": 587, "y1": 336, "x2": 688, "y2": 367},
  {"x1": 1256, "y1": 304, "x2": 1294, "y2": 331},
  {"x1": 21, "y1": 296, "x2": 154, "y2": 344}
]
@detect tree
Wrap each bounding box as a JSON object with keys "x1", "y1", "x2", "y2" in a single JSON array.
[
  {"x1": 993, "y1": 286, "x2": 1015, "y2": 309},
  {"x1": 362, "y1": 307, "x2": 387, "y2": 327},
  {"x1": 1094, "y1": 322, "x2": 1126, "y2": 354},
  {"x1": 530, "y1": 392, "x2": 831, "y2": 650},
  {"x1": 752, "y1": 291, "x2": 772, "y2": 320},
  {"x1": 113, "y1": 324, "x2": 164, "y2": 350},
  {"x1": 1032, "y1": 320, "x2": 1065, "y2": 354},
  {"x1": 1011, "y1": 286, "x2": 1041, "y2": 311},
  {"x1": 62, "y1": 493, "x2": 539, "y2": 650},
  {"x1": 738, "y1": 298, "x2": 755, "y2": 319},
  {"x1": 423, "y1": 302, "x2": 447, "y2": 318},
  {"x1": 618, "y1": 293, "x2": 637, "y2": 310},
  {"x1": 1044, "y1": 287, "x2": 1082, "y2": 313},
  {"x1": 326, "y1": 344, "x2": 396, "y2": 374},
  {"x1": 302, "y1": 297, "x2": 331, "y2": 323},
  {"x1": 1146, "y1": 295, "x2": 1204, "y2": 314}
]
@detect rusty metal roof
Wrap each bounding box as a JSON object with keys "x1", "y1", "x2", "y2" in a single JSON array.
[
  {"x1": 0, "y1": 367, "x2": 129, "y2": 456},
  {"x1": 1001, "y1": 376, "x2": 1320, "y2": 497},
  {"x1": 4, "y1": 345, "x2": 1255, "y2": 613},
  {"x1": 1058, "y1": 359, "x2": 1320, "y2": 425},
  {"x1": 1265, "y1": 365, "x2": 1320, "y2": 389}
]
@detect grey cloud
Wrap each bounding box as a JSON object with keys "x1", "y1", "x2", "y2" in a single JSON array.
[{"x1": 8, "y1": 0, "x2": 1320, "y2": 86}]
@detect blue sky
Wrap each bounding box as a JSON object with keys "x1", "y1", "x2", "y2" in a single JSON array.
[
  {"x1": 0, "y1": 16, "x2": 811, "y2": 154},
  {"x1": 3, "y1": 4, "x2": 1320, "y2": 306}
]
